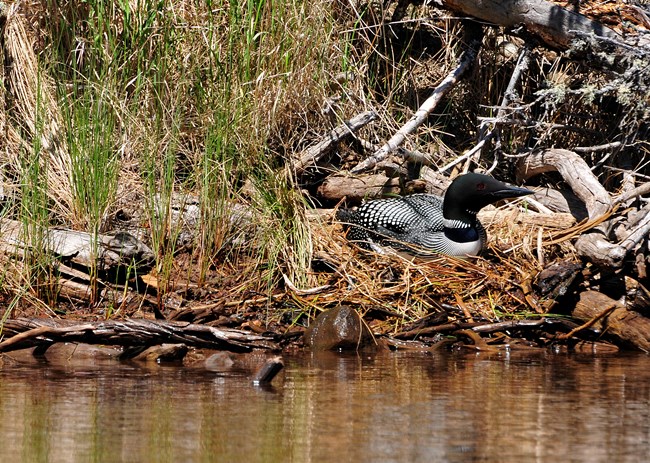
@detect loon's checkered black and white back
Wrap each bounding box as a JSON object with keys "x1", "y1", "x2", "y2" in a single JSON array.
[{"x1": 337, "y1": 193, "x2": 486, "y2": 257}]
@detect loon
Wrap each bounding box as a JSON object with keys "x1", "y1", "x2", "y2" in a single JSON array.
[{"x1": 337, "y1": 173, "x2": 533, "y2": 257}]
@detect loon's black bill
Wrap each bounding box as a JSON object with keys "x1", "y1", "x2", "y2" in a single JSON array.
[{"x1": 494, "y1": 186, "x2": 534, "y2": 199}]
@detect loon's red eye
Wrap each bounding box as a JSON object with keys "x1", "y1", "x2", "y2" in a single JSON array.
[{"x1": 476, "y1": 182, "x2": 486, "y2": 190}]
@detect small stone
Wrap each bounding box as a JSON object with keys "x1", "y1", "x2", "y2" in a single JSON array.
[
  {"x1": 303, "y1": 306, "x2": 374, "y2": 351},
  {"x1": 131, "y1": 344, "x2": 188, "y2": 363}
]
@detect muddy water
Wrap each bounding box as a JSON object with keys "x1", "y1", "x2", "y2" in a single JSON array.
[{"x1": 0, "y1": 349, "x2": 649, "y2": 463}]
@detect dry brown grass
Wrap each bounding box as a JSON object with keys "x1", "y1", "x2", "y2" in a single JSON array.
[{"x1": 2, "y1": 5, "x2": 74, "y2": 221}]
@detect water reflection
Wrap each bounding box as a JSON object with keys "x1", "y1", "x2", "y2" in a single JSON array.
[{"x1": 0, "y1": 349, "x2": 649, "y2": 462}]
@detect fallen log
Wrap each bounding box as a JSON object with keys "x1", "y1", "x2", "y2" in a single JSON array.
[
  {"x1": 0, "y1": 318, "x2": 278, "y2": 354},
  {"x1": 441, "y1": 0, "x2": 621, "y2": 50},
  {"x1": 526, "y1": 187, "x2": 588, "y2": 220},
  {"x1": 573, "y1": 290, "x2": 650, "y2": 352},
  {"x1": 478, "y1": 209, "x2": 576, "y2": 229},
  {"x1": 0, "y1": 218, "x2": 155, "y2": 272},
  {"x1": 317, "y1": 173, "x2": 403, "y2": 203}
]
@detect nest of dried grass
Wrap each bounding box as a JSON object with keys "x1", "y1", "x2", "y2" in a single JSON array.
[{"x1": 233, "y1": 201, "x2": 578, "y2": 334}]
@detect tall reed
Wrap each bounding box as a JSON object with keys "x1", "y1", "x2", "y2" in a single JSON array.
[
  {"x1": 7, "y1": 0, "x2": 340, "y2": 312},
  {"x1": 19, "y1": 85, "x2": 58, "y2": 307}
]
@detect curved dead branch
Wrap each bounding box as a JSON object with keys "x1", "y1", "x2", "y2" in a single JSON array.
[{"x1": 516, "y1": 148, "x2": 630, "y2": 268}]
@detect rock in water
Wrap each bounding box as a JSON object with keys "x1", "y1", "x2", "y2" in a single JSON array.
[{"x1": 303, "y1": 306, "x2": 374, "y2": 351}]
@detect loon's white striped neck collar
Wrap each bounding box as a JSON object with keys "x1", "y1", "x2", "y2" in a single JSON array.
[{"x1": 443, "y1": 216, "x2": 476, "y2": 229}]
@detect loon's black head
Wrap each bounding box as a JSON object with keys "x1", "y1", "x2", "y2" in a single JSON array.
[{"x1": 443, "y1": 173, "x2": 533, "y2": 220}]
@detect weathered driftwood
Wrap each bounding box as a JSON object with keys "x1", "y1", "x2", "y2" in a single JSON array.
[
  {"x1": 0, "y1": 318, "x2": 278, "y2": 353},
  {"x1": 58, "y1": 278, "x2": 119, "y2": 303},
  {"x1": 618, "y1": 203, "x2": 650, "y2": 253},
  {"x1": 294, "y1": 110, "x2": 378, "y2": 175},
  {"x1": 319, "y1": 167, "x2": 447, "y2": 202},
  {"x1": 350, "y1": 21, "x2": 484, "y2": 173},
  {"x1": 516, "y1": 148, "x2": 630, "y2": 267},
  {"x1": 317, "y1": 173, "x2": 403, "y2": 203},
  {"x1": 573, "y1": 290, "x2": 650, "y2": 352},
  {"x1": 0, "y1": 218, "x2": 155, "y2": 306},
  {"x1": 0, "y1": 218, "x2": 154, "y2": 272},
  {"x1": 150, "y1": 192, "x2": 255, "y2": 250},
  {"x1": 616, "y1": 203, "x2": 650, "y2": 278},
  {"x1": 516, "y1": 149, "x2": 612, "y2": 218},
  {"x1": 616, "y1": 181, "x2": 650, "y2": 206},
  {"x1": 441, "y1": 0, "x2": 620, "y2": 50},
  {"x1": 478, "y1": 209, "x2": 576, "y2": 229},
  {"x1": 152, "y1": 192, "x2": 201, "y2": 247},
  {"x1": 526, "y1": 187, "x2": 588, "y2": 220},
  {"x1": 319, "y1": 168, "x2": 449, "y2": 203}
]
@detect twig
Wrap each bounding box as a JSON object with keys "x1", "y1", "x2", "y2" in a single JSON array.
[
  {"x1": 282, "y1": 273, "x2": 331, "y2": 296},
  {"x1": 478, "y1": 45, "x2": 531, "y2": 174},
  {"x1": 556, "y1": 305, "x2": 617, "y2": 341},
  {"x1": 470, "y1": 318, "x2": 545, "y2": 333},
  {"x1": 615, "y1": 181, "x2": 650, "y2": 205},
  {"x1": 437, "y1": 139, "x2": 486, "y2": 173},
  {"x1": 294, "y1": 110, "x2": 377, "y2": 174},
  {"x1": 350, "y1": 21, "x2": 483, "y2": 173},
  {"x1": 574, "y1": 141, "x2": 622, "y2": 153}
]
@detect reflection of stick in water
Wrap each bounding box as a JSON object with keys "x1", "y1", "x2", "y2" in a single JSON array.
[{"x1": 252, "y1": 356, "x2": 284, "y2": 386}]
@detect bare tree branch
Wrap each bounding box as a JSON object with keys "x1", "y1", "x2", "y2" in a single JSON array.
[{"x1": 350, "y1": 21, "x2": 483, "y2": 174}]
